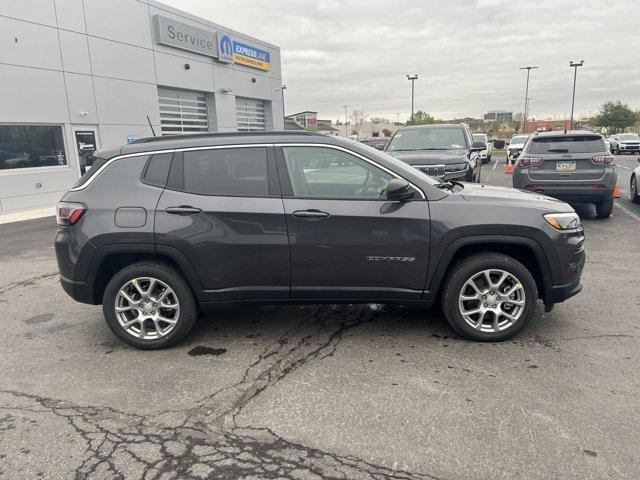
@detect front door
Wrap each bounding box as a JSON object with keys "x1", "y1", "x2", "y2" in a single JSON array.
[
  {"x1": 276, "y1": 145, "x2": 431, "y2": 301},
  {"x1": 73, "y1": 128, "x2": 99, "y2": 176},
  {"x1": 154, "y1": 146, "x2": 290, "y2": 301}
]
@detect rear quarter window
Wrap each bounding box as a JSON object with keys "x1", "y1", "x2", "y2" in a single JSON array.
[
  {"x1": 528, "y1": 136, "x2": 605, "y2": 154},
  {"x1": 72, "y1": 155, "x2": 110, "y2": 188},
  {"x1": 141, "y1": 153, "x2": 173, "y2": 187}
]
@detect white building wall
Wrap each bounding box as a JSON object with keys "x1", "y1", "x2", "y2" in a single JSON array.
[{"x1": 0, "y1": 0, "x2": 283, "y2": 213}]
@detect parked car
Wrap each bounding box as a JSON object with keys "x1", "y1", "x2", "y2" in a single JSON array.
[
  {"x1": 56, "y1": 131, "x2": 585, "y2": 349},
  {"x1": 506, "y1": 135, "x2": 529, "y2": 163},
  {"x1": 631, "y1": 158, "x2": 640, "y2": 203},
  {"x1": 609, "y1": 133, "x2": 640, "y2": 154},
  {"x1": 385, "y1": 124, "x2": 483, "y2": 182},
  {"x1": 473, "y1": 133, "x2": 492, "y2": 164},
  {"x1": 512, "y1": 131, "x2": 617, "y2": 218}
]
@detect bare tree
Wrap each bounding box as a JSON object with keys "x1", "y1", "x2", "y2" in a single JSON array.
[{"x1": 349, "y1": 108, "x2": 369, "y2": 140}]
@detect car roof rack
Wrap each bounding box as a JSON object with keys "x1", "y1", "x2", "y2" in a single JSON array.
[{"x1": 130, "y1": 130, "x2": 317, "y2": 144}]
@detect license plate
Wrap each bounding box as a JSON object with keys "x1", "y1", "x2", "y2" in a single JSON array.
[{"x1": 556, "y1": 161, "x2": 576, "y2": 171}]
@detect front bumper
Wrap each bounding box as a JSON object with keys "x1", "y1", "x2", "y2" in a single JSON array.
[
  {"x1": 618, "y1": 144, "x2": 640, "y2": 152},
  {"x1": 412, "y1": 164, "x2": 469, "y2": 180}
]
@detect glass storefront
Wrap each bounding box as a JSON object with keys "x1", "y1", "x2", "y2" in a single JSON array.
[{"x1": 0, "y1": 125, "x2": 67, "y2": 170}]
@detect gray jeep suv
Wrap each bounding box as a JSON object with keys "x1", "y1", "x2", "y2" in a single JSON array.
[
  {"x1": 55, "y1": 132, "x2": 585, "y2": 349},
  {"x1": 385, "y1": 124, "x2": 483, "y2": 182},
  {"x1": 512, "y1": 131, "x2": 617, "y2": 218}
]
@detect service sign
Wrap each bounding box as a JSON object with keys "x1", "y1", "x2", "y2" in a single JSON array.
[
  {"x1": 232, "y1": 41, "x2": 271, "y2": 71},
  {"x1": 153, "y1": 15, "x2": 217, "y2": 58}
]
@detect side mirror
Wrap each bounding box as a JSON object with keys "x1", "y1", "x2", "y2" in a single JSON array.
[
  {"x1": 374, "y1": 143, "x2": 385, "y2": 151},
  {"x1": 471, "y1": 141, "x2": 486, "y2": 151},
  {"x1": 386, "y1": 178, "x2": 414, "y2": 201}
]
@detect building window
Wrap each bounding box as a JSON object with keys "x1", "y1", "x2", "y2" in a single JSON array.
[{"x1": 0, "y1": 125, "x2": 66, "y2": 170}]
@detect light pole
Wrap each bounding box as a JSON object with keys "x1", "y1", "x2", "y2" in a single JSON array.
[
  {"x1": 519, "y1": 66, "x2": 538, "y2": 133},
  {"x1": 569, "y1": 60, "x2": 584, "y2": 130},
  {"x1": 342, "y1": 105, "x2": 349, "y2": 138},
  {"x1": 406, "y1": 74, "x2": 418, "y2": 123},
  {"x1": 281, "y1": 84, "x2": 286, "y2": 128}
]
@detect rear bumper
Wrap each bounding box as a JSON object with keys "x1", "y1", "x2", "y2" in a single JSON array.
[
  {"x1": 514, "y1": 169, "x2": 617, "y2": 203},
  {"x1": 546, "y1": 279, "x2": 582, "y2": 304},
  {"x1": 60, "y1": 274, "x2": 94, "y2": 304}
]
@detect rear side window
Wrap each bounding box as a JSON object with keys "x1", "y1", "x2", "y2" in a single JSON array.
[
  {"x1": 72, "y1": 155, "x2": 110, "y2": 188},
  {"x1": 528, "y1": 136, "x2": 605, "y2": 154},
  {"x1": 174, "y1": 147, "x2": 268, "y2": 197},
  {"x1": 141, "y1": 153, "x2": 173, "y2": 187}
]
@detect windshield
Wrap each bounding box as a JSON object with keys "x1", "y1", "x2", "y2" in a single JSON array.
[
  {"x1": 620, "y1": 134, "x2": 639, "y2": 141},
  {"x1": 387, "y1": 127, "x2": 468, "y2": 151},
  {"x1": 528, "y1": 135, "x2": 605, "y2": 154},
  {"x1": 511, "y1": 135, "x2": 529, "y2": 144},
  {"x1": 352, "y1": 140, "x2": 442, "y2": 186}
]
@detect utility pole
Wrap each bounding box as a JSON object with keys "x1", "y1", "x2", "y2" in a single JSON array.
[
  {"x1": 519, "y1": 66, "x2": 538, "y2": 134},
  {"x1": 569, "y1": 60, "x2": 584, "y2": 131},
  {"x1": 342, "y1": 105, "x2": 349, "y2": 138},
  {"x1": 406, "y1": 74, "x2": 418, "y2": 123}
]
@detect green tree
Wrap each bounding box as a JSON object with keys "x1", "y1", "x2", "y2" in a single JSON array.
[
  {"x1": 595, "y1": 101, "x2": 637, "y2": 134},
  {"x1": 381, "y1": 128, "x2": 392, "y2": 137},
  {"x1": 407, "y1": 110, "x2": 435, "y2": 125}
]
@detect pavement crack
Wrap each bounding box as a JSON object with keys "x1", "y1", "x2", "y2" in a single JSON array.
[
  {"x1": 0, "y1": 271, "x2": 58, "y2": 296},
  {"x1": 0, "y1": 305, "x2": 440, "y2": 479}
]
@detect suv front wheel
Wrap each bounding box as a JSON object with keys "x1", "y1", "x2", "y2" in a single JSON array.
[
  {"x1": 102, "y1": 262, "x2": 197, "y2": 349},
  {"x1": 441, "y1": 253, "x2": 538, "y2": 341}
]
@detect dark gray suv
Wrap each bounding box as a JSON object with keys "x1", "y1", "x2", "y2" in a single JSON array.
[
  {"x1": 512, "y1": 131, "x2": 617, "y2": 218},
  {"x1": 55, "y1": 132, "x2": 585, "y2": 349},
  {"x1": 385, "y1": 124, "x2": 483, "y2": 182}
]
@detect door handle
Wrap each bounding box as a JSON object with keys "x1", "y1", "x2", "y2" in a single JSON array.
[
  {"x1": 165, "y1": 205, "x2": 202, "y2": 215},
  {"x1": 292, "y1": 209, "x2": 330, "y2": 219}
]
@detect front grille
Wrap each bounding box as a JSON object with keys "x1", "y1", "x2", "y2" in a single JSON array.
[{"x1": 414, "y1": 164, "x2": 446, "y2": 177}]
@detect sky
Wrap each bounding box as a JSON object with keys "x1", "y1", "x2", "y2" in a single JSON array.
[{"x1": 163, "y1": 0, "x2": 640, "y2": 123}]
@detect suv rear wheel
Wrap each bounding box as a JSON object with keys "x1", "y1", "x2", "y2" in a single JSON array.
[
  {"x1": 102, "y1": 262, "x2": 197, "y2": 349},
  {"x1": 631, "y1": 174, "x2": 640, "y2": 204},
  {"x1": 595, "y1": 197, "x2": 614, "y2": 218},
  {"x1": 441, "y1": 253, "x2": 538, "y2": 341}
]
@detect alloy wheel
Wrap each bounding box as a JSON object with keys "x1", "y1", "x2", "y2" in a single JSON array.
[
  {"x1": 114, "y1": 277, "x2": 180, "y2": 340},
  {"x1": 458, "y1": 269, "x2": 526, "y2": 332}
]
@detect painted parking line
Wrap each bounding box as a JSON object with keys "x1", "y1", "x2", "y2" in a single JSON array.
[
  {"x1": 492, "y1": 160, "x2": 499, "y2": 171},
  {"x1": 615, "y1": 201, "x2": 640, "y2": 225},
  {"x1": 616, "y1": 165, "x2": 631, "y2": 170}
]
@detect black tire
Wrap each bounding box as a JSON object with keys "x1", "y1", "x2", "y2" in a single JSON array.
[
  {"x1": 440, "y1": 253, "x2": 538, "y2": 341},
  {"x1": 102, "y1": 262, "x2": 197, "y2": 349},
  {"x1": 595, "y1": 197, "x2": 614, "y2": 218},
  {"x1": 487, "y1": 153, "x2": 492, "y2": 162},
  {"x1": 631, "y1": 175, "x2": 640, "y2": 204}
]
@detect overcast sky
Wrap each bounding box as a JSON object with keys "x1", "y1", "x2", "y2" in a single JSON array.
[{"x1": 164, "y1": 0, "x2": 640, "y2": 123}]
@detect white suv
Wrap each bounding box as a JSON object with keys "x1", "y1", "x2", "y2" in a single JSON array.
[
  {"x1": 506, "y1": 135, "x2": 529, "y2": 163},
  {"x1": 473, "y1": 133, "x2": 492, "y2": 164}
]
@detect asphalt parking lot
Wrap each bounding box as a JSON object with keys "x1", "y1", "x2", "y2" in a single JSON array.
[{"x1": 1, "y1": 153, "x2": 639, "y2": 480}]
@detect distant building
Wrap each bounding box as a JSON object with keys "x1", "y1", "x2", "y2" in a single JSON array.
[
  {"x1": 316, "y1": 119, "x2": 340, "y2": 136},
  {"x1": 287, "y1": 111, "x2": 318, "y2": 129},
  {"x1": 484, "y1": 110, "x2": 513, "y2": 122},
  {"x1": 523, "y1": 119, "x2": 570, "y2": 134},
  {"x1": 333, "y1": 120, "x2": 400, "y2": 139}
]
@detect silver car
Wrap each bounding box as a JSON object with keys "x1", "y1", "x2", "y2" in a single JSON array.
[{"x1": 512, "y1": 131, "x2": 617, "y2": 218}]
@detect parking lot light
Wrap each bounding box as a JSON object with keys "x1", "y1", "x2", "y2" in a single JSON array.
[
  {"x1": 406, "y1": 74, "x2": 418, "y2": 123},
  {"x1": 569, "y1": 61, "x2": 584, "y2": 131}
]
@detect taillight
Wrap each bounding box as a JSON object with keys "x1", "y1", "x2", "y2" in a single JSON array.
[
  {"x1": 592, "y1": 155, "x2": 614, "y2": 165},
  {"x1": 56, "y1": 202, "x2": 86, "y2": 226},
  {"x1": 518, "y1": 156, "x2": 542, "y2": 167}
]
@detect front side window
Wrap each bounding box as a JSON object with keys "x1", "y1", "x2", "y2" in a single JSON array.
[
  {"x1": 179, "y1": 147, "x2": 268, "y2": 196},
  {"x1": 0, "y1": 125, "x2": 67, "y2": 170},
  {"x1": 528, "y1": 136, "x2": 605, "y2": 154},
  {"x1": 387, "y1": 127, "x2": 468, "y2": 151},
  {"x1": 282, "y1": 146, "x2": 393, "y2": 199}
]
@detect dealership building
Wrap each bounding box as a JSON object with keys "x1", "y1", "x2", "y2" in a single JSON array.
[{"x1": 0, "y1": 0, "x2": 283, "y2": 213}]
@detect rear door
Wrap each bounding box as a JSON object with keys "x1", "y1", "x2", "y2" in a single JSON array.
[
  {"x1": 154, "y1": 145, "x2": 290, "y2": 301},
  {"x1": 527, "y1": 135, "x2": 607, "y2": 181},
  {"x1": 276, "y1": 144, "x2": 431, "y2": 301}
]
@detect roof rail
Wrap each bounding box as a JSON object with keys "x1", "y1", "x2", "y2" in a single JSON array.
[{"x1": 130, "y1": 130, "x2": 317, "y2": 144}]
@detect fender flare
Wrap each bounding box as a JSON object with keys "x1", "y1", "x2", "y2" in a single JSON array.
[{"x1": 425, "y1": 234, "x2": 552, "y2": 300}]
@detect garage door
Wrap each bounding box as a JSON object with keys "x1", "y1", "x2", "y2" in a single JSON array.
[
  {"x1": 158, "y1": 87, "x2": 210, "y2": 135},
  {"x1": 236, "y1": 98, "x2": 266, "y2": 131}
]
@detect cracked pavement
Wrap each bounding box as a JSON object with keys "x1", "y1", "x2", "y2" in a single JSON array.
[{"x1": 1, "y1": 155, "x2": 639, "y2": 479}]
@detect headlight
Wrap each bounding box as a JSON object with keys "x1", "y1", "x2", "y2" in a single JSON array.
[
  {"x1": 543, "y1": 212, "x2": 582, "y2": 230},
  {"x1": 446, "y1": 163, "x2": 468, "y2": 172}
]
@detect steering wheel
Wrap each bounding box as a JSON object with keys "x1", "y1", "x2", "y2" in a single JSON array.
[{"x1": 356, "y1": 170, "x2": 386, "y2": 197}]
